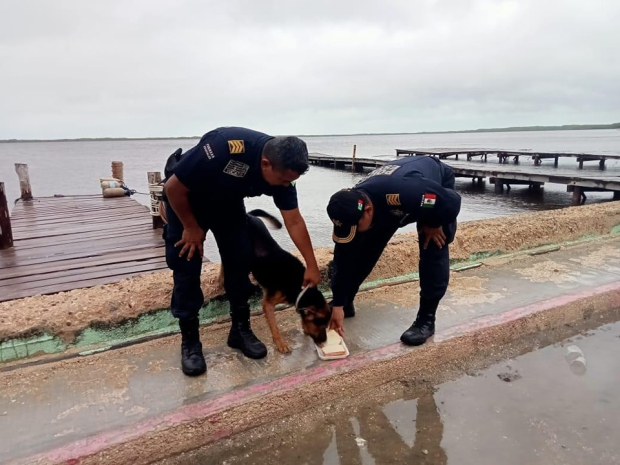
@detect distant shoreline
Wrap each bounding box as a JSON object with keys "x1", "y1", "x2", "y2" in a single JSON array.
[{"x1": 2, "y1": 122, "x2": 619, "y2": 143}]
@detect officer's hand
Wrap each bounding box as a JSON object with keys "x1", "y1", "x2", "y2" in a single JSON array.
[
  {"x1": 303, "y1": 265, "x2": 321, "y2": 288},
  {"x1": 175, "y1": 226, "x2": 206, "y2": 261},
  {"x1": 420, "y1": 225, "x2": 446, "y2": 249},
  {"x1": 329, "y1": 306, "x2": 345, "y2": 337}
]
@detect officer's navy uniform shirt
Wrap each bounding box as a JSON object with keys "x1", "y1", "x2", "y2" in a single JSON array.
[
  {"x1": 172, "y1": 127, "x2": 298, "y2": 211},
  {"x1": 355, "y1": 156, "x2": 461, "y2": 228},
  {"x1": 330, "y1": 156, "x2": 462, "y2": 307}
]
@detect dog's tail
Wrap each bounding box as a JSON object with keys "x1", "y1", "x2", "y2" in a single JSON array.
[{"x1": 248, "y1": 209, "x2": 283, "y2": 229}]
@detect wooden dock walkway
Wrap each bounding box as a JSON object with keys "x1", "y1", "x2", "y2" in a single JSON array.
[
  {"x1": 308, "y1": 152, "x2": 620, "y2": 204},
  {"x1": 0, "y1": 195, "x2": 166, "y2": 302},
  {"x1": 394, "y1": 148, "x2": 620, "y2": 169}
]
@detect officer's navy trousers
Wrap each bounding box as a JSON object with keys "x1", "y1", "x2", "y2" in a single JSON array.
[{"x1": 163, "y1": 199, "x2": 253, "y2": 320}]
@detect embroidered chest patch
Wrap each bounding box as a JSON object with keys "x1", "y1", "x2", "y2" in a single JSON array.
[{"x1": 223, "y1": 160, "x2": 249, "y2": 178}]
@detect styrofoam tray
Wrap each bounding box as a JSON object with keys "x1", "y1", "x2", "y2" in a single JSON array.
[{"x1": 315, "y1": 337, "x2": 350, "y2": 360}]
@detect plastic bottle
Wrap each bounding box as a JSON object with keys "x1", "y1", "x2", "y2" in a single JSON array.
[{"x1": 565, "y1": 345, "x2": 587, "y2": 375}]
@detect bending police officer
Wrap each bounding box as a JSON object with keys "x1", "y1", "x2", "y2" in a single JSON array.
[{"x1": 326, "y1": 155, "x2": 461, "y2": 346}]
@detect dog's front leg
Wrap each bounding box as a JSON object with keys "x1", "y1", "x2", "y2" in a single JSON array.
[{"x1": 263, "y1": 296, "x2": 291, "y2": 354}]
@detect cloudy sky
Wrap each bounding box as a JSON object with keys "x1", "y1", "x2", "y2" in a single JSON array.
[{"x1": 1, "y1": 0, "x2": 619, "y2": 139}]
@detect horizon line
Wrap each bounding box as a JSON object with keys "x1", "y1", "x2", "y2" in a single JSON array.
[{"x1": 2, "y1": 122, "x2": 619, "y2": 143}]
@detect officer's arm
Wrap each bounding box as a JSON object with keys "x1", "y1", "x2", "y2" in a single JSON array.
[
  {"x1": 281, "y1": 208, "x2": 320, "y2": 285},
  {"x1": 164, "y1": 175, "x2": 201, "y2": 231},
  {"x1": 401, "y1": 175, "x2": 461, "y2": 227}
]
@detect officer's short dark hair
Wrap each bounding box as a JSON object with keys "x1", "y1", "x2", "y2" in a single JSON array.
[{"x1": 263, "y1": 136, "x2": 309, "y2": 174}]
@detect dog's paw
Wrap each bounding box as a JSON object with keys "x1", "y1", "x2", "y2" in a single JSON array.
[{"x1": 275, "y1": 340, "x2": 292, "y2": 354}]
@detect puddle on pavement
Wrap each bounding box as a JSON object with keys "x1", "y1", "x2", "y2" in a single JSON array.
[{"x1": 162, "y1": 320, "x2": 620, "y2": 465}]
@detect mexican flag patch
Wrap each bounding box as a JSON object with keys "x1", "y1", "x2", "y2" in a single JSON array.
[{"x1": 421, "y1": 193, "x2": 436, "y2": 208}]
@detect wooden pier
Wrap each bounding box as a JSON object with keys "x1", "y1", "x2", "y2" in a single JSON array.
[
  {"x1": 394, "y1": 148, "x2": 620, "y2": 169},
  {"x1": 308, "y1": 152, "x2": 620, "y2": 205},
  {"x1": 0, "y1": 195, "x2": 166, "y2": 302},
  {"x1": 0, "y1": 162, "x2": 168, "y2": 302},
  {"x1": 308, "y1": 152, "x2": 386, "y2": 172}
]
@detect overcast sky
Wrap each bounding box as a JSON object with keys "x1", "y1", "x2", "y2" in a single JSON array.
[{"x1": 1, "y1": 0, "x2": 619, "y2": 139}]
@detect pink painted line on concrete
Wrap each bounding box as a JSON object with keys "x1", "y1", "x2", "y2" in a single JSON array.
[{"x1": 15, "y1": 280, "x2": 620, "y2": 465}]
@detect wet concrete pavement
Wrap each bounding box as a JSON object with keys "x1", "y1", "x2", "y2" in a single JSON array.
[
  {"x1": 2, "y1": 236, "x2": 620, "y2": 463},
  {"x1": 168, "y1": 320, "x2": 620, "y2": 465}
]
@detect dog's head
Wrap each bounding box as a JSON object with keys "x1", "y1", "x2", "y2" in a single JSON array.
[{"x1": 296, "y1": 287, "x2": 332, "y2": 345}]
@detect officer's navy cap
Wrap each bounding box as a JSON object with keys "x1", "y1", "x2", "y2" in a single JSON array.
[{"x1": 326, "y1": 189, "x2": 365, "y2": 244}]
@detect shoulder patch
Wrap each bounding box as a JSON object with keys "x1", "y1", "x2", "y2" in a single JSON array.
[
  {"x1": 223, "y1": 160, "x2": 249, "y2": 178},
  {"x1": 386, "y1": 193, "x2": 401, "y2": 206},
  {"x1": 367, "y1": 164, "x2": 400, "y2": 178},
  {"x1": 421, "y1": 193, "x2": 437, "y2": 208},
  {"x1": 228, "y1": 140, "x2": 245, "y2": 154}
]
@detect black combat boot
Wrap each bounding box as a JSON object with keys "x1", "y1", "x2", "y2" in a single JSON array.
[
  {"x1": 328, "y1": 301, "x2": 356, "y2": 318},
  {"x1": 400, "y1": 297, "x2": 439, "y2": 346},
  {"x1": 227, "y1": 304, "x2": 268, "y2": 359},
  {"x1": 178, "y1": 317, "x2": 207, "y2": 376}
]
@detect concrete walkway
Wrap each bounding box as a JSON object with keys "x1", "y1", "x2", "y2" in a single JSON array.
[{"x1": 3, "y1": 236, "x2": 620, "y2": 464}]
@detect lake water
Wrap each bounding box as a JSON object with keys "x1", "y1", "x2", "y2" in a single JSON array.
[{"x1": 1, "y1": 129, "x2": 619, "y2": 260}]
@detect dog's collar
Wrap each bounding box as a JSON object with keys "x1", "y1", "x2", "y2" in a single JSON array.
[{"x1": 295, "y1": 285, "x2": 311, "y2": 310}]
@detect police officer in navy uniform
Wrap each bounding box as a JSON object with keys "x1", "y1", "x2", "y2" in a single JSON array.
[
  {"x1": 163, "y1": 127, "x2": 321, "y2": 376},
  {"x1": 326, "y1": 155, "x2": 461, "y2": 346}
]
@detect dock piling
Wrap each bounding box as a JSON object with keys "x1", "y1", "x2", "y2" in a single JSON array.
[
  {"x1": 112, "y1": 161, "x2": 124, "y2": 181},
  {"x1": 147, "y1": 172, "x2": 165, "y2": 229},
  {"x1": 0, "y1": 182, "x2": 14, "y2": 250},
  {"x1": 14, "y1": 163, "x2": 33, "y2": 200}
]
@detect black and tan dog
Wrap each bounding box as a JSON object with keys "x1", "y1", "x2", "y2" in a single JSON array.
[
  {"x1": 238, "y1": 209, "x2": 332, "y2": 353},
  {"x1": 160, "y1": 200, "x2": 331, "y2": 352}
]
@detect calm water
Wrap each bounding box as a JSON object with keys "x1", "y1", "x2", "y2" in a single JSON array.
[{"x1": 1, "y1": 130, "x2": 619, "y2": 260}]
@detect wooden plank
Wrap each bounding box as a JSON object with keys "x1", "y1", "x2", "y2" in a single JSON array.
[
  {"x1": 10, "y1": 196, "x2": 138, "y2": 207},
  {"x1": 11, "y1": 215, "x2": 151, "y2": 233},
  {"x1": 0, "y1": 243, "x2": 164, "y2": 269},
  {"x1": 13, "y1": 219, "x2": 154, "y2": 236},
  {"x1": 0, "y1": 241, "x2": 163, "y2": 269},
  {"x1": 0, "y1": 258, "x2": 168, "y2": 290},
  {"x1": 12, "y1": 208, "x2": 149, "y2": 221},
  {"x1": 11, "y1": 198, "x2": 147, "y2": 210},
  {"x1": 12, "y1": 225, "x2": 155, "y2": 250},
  {"x1": 11, "y1": 218, "x2": 153, "y2": 237},
  {"x1": 1, "y1": 268, "x2": 168, "y2": 302},
  {"x1": 3, "y1": 240, "x2": 162, "y2": 265},
  {"x1": 0, "y1": 249, "x2": 168, "y2": 280},
  {"x1": 10, "y1": 199, "x2": 147, "y2": 214},
  {"x1": 11, "y1": 208, "x2": 150, "y2": 224},
  {"x1": 10, "y1": 218, "x2": 154, "y2": 240},
  {"x1": 3, "y1": 235, "x2": 164, "y2": 262},
  {"x1": 10, "y1": 210, "x2": 149, "y2": 226},
  {"x1": 10, "y1": 203, "x2": 148, "y2": 218}
]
